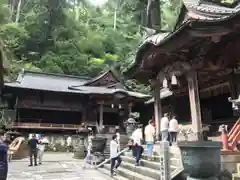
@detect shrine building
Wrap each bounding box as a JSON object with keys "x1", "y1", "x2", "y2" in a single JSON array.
[{"x1": 3, "y1": 69, "x2": 149, "y2": 134}]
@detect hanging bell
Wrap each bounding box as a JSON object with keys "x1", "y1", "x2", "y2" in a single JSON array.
[
  {"x1": 163, "y1": 78, "x2": 168, "y2": 88},
  {"x1": 171, "y1": 73, "x2": 177, "y2": 85},
  {"x1": 118, "y1": 104, "x2": 122, "y2": 109},
  {"x1": 111, "y1": 104, "x2": 114, "y2": 108}
]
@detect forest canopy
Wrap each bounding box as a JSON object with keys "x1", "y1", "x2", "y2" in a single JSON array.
[{"x1": 0, "y1": 0, "x2": 181, "y2": 93}]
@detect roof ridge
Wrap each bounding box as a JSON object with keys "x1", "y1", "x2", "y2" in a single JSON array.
[
  {"x1": 83, "y1": 69, "x2": 121, "y2": 86},
  {"x1": 23, "y1": 70, "x2": 91, "y2": 80}
]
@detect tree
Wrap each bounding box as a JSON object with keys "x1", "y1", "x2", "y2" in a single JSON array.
[{"x1": 0, "y1": 0, "x2": 181, "y2": 93}]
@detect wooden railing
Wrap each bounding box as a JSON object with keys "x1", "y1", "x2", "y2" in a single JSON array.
[{"x1": 12, "y1": 122, "x2": 83, "y2": 130}]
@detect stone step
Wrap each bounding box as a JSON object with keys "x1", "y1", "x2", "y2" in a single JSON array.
[
  {"x1": 121, "y1": 152, "x2": 184, "y2": 179},
  {"x1": 124, "y1": 151, "x2": 181, "y2": 165},
  {"x1": 122, "y1": 155, "x2": 159, "y2": 169},
  {"x1": 121, "y1": 161, "x2": 160, "y2": 179},
  {"x1": 103, "y1": 163, "x2": 155, "y2": 180},
  {"x1": 98, "y1": 167, "x2": 130, "y2": 180}
]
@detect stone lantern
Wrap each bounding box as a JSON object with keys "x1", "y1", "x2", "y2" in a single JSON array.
[{"x1": 124, "y1": 116, "x2": 138, "y2": 137}]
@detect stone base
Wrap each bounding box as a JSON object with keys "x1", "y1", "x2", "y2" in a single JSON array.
[
  {"x1": 187, "y1": 176, "x2": 218, "y2": 180},
  {"x1": 91, "y1": 153, "x2": 105, "y2": 165},
  {"x1": 73, "y1": 145, "x2": 85, "y2": 159}
]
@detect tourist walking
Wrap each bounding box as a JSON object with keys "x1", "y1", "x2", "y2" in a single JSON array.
[
  {"x1": 144, "y1": 120, "x2": 155, "y2": 159},
  {"x1": 116, "y1": 128, "x2": 121, "y2": 152},
  {"x1": 169, "y1": 116, "x2": 179, "y2": 144},
  {"x1": 110, "y1": 134, "x2": 122, "y2": 177},
  {"x1": 83, "y1": 128, "x2": 94, "y2": 168},
  {"x1": 67, "y1": 135, "x2": 72, "y2": 152},
  {"x1": 28, "y1": 134, "x2": 39, "y2": 166},
  {"x1": 131, "y1": 124, "x2": 143, "y2": 166},
  {"x1": 38, "y1": 136, "x2": 48, "y2": 165},
  {"x1": 0, "y1": 130, "x2": 8, "y2": 180},
  {"x1": 160, "y1": 113, "x2": 169, "y2": 141}
]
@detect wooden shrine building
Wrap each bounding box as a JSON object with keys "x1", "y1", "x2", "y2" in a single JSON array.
[
  {"x1": 125, "y1": 0, "x2": 240, "y2": 139},
  {"x1": 3, "y1": 70, "x2": 149, "y2": 134}
]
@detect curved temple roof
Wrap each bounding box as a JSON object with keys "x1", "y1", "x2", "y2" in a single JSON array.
[
  {"x1": 5, "y1": 70, "x2": 150, "y2": 99},
  {"x1": 125, "y1": 0, "x2": 240, "y2": 80}
]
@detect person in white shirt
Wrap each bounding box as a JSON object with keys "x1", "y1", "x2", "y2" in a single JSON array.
[
  {"x1": 131, "y1": 124, "x2": 143, "y2": 166},
  {"x1": 67, "y1": 135, "x2": 72, "y2": 152},
  {"x1": 83, "y1": 130, "x2": 94, "y2": 168},
  {"x1": 115, "y1": 128, "x2": 120, "y2": 152},
  {"x1": 144, "y1": 120, "x2": 155, "y2": 158},
  {"x1": 110, "y1": 134, "x2": 122, "y2": 176},
  {"x1": 169, "y1": 116, "x2": 179, "y2": 143},
  {"x1": 38, "y1": 137, "x2": 47, "y2": 165},
  {"x1": 161, "y1": 113, "x2": 169, "y2": 141}
]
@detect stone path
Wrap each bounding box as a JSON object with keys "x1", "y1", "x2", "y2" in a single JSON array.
[{"x1": 7, "y1": 153, "x2": 112, "y2": 180}]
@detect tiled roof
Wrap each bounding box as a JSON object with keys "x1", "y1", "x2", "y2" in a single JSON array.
[
  {"x1": 125, "y1": 0, "x2": 240, "y2": 78},
  {"x1": 145, "y1": 88, "x2": 173, "y2": 104},
  {"x1": 5, "y1": 70, "x2": 150, "y2": 99},
  {"x1": 69, "y1": 85, "x2": 150, "y2": 99},
  {"x1": 5, "y1": 70, "x2": 90, "y2": 93}
]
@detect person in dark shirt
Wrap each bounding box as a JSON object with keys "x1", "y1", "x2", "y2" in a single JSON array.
[
  {"x1": 28, "y1": 134, "x2": 39, "y2": 166},
  {"x1": 0, "y1": 131, "x2": 8, "y2": 180}
]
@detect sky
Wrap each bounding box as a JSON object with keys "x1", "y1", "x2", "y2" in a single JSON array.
[{"x1": 88, "y1": 0, "x2": 108, "y2": 6}]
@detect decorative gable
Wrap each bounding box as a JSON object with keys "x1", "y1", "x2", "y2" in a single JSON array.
[{"x1": 84, "y1": 70, "x2": 121, "y2": 87}]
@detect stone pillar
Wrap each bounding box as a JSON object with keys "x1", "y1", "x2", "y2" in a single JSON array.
[
  {"x1": 159, "y1": 141, "x2": 170, "y2": 180},
  {"x1": 154, "y1": 79, "x2": 162, "y2": 141},
  {"x1": 99, "y1": 103, "x2": 103, "y2": 129},
  {"x1": 187, "y1": 71, "x2": 202, "y2": 140},
  {"x1": 128, "y1": 103, "x2": 132, "y2": 115}
]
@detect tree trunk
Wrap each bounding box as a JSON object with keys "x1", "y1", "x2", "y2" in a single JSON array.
[
  {"x1": 15, "y1": 0, "x2": 22, "y2": 23},
  {"x1": 153, "y1": 0, "x2": 161, "y2": 30},
  {"x1": 146, "y1": 0, "x2": 153, "y2": 28},
  {"x1": 0, "y1": 42, "x2": 4, "y2": 96},
  {"x1": 146, "y1": 0, "x2": 161, "y2": 30}
]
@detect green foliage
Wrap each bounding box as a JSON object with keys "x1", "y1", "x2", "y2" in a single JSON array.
[{"x1": 0, "y1": 0, "x2": 180, "y2": 93}]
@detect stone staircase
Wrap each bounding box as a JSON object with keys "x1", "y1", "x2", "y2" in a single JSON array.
[{"x1": 98, "y1": 145, "x2": 184, "y2": 180}]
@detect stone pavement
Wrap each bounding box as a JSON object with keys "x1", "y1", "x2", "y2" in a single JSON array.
[{"x1": 7, "y1": 153, "x2": 112, "y2": 180}]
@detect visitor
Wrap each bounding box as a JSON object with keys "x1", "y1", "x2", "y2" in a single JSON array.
[
  {"x1": 4, "y1": 134, "x2": 12, "y2": 162},
  {"x1": 28, "y1": 134, "x2": 39, "y2": 166},
  {"x1": 131, "y1": 124, "x2": 143, "y2": 166},
  {"x1": 0, "y1": 130, "x2": 8, "y2": 180},
  {"x1": 110, "y1": 134, "x2": 122, "y2": 177},
  {"x1": 83, "y1": 128, "x2": 94, "y2": 168},
  {"x1": 160, "y1": 113, "x2": 169, "y2": 141},
  {"x1": 115, "y1": 128, "x2": 120, "y2": 152},
  {"x1": 67, "y1": 135, "x2": 72, "y2": 152},
  {"x1": 169, "y1": 116, "x2": 179, "y2": 144},
  {"x1": 144, "y1": 120, "x2": 155, "y2": 159},
  {"x1": 38, "y1": 136, "x2": 47, "y2": 165}
]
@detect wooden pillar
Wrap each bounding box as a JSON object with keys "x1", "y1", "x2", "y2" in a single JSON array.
[
  {"x1": 99, "y1": 103, "x2": 103, "y2": 129},
  {"x1": 154, "y1": 80, "x2": 162, "y2": 141},
  {"x1": 128, "y1": 103, "x2": 132, "y2": 115},
  {"x1": 187, "y1": 71, "x2": 202, "y2": 140}
]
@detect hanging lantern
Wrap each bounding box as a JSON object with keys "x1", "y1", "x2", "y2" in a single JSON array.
[
  {"x1": 118, "y1": 104, "x2": 122, "y2": 109},
  {"x1": 171, "y1": 73, "x2": 177, "y2": 85},
  {"x1": 163, "y1": 78, "x2": 168, "y2": 88},
  {"x1": 111, "y1": 104, "x2": 114, "y2": 108}
]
